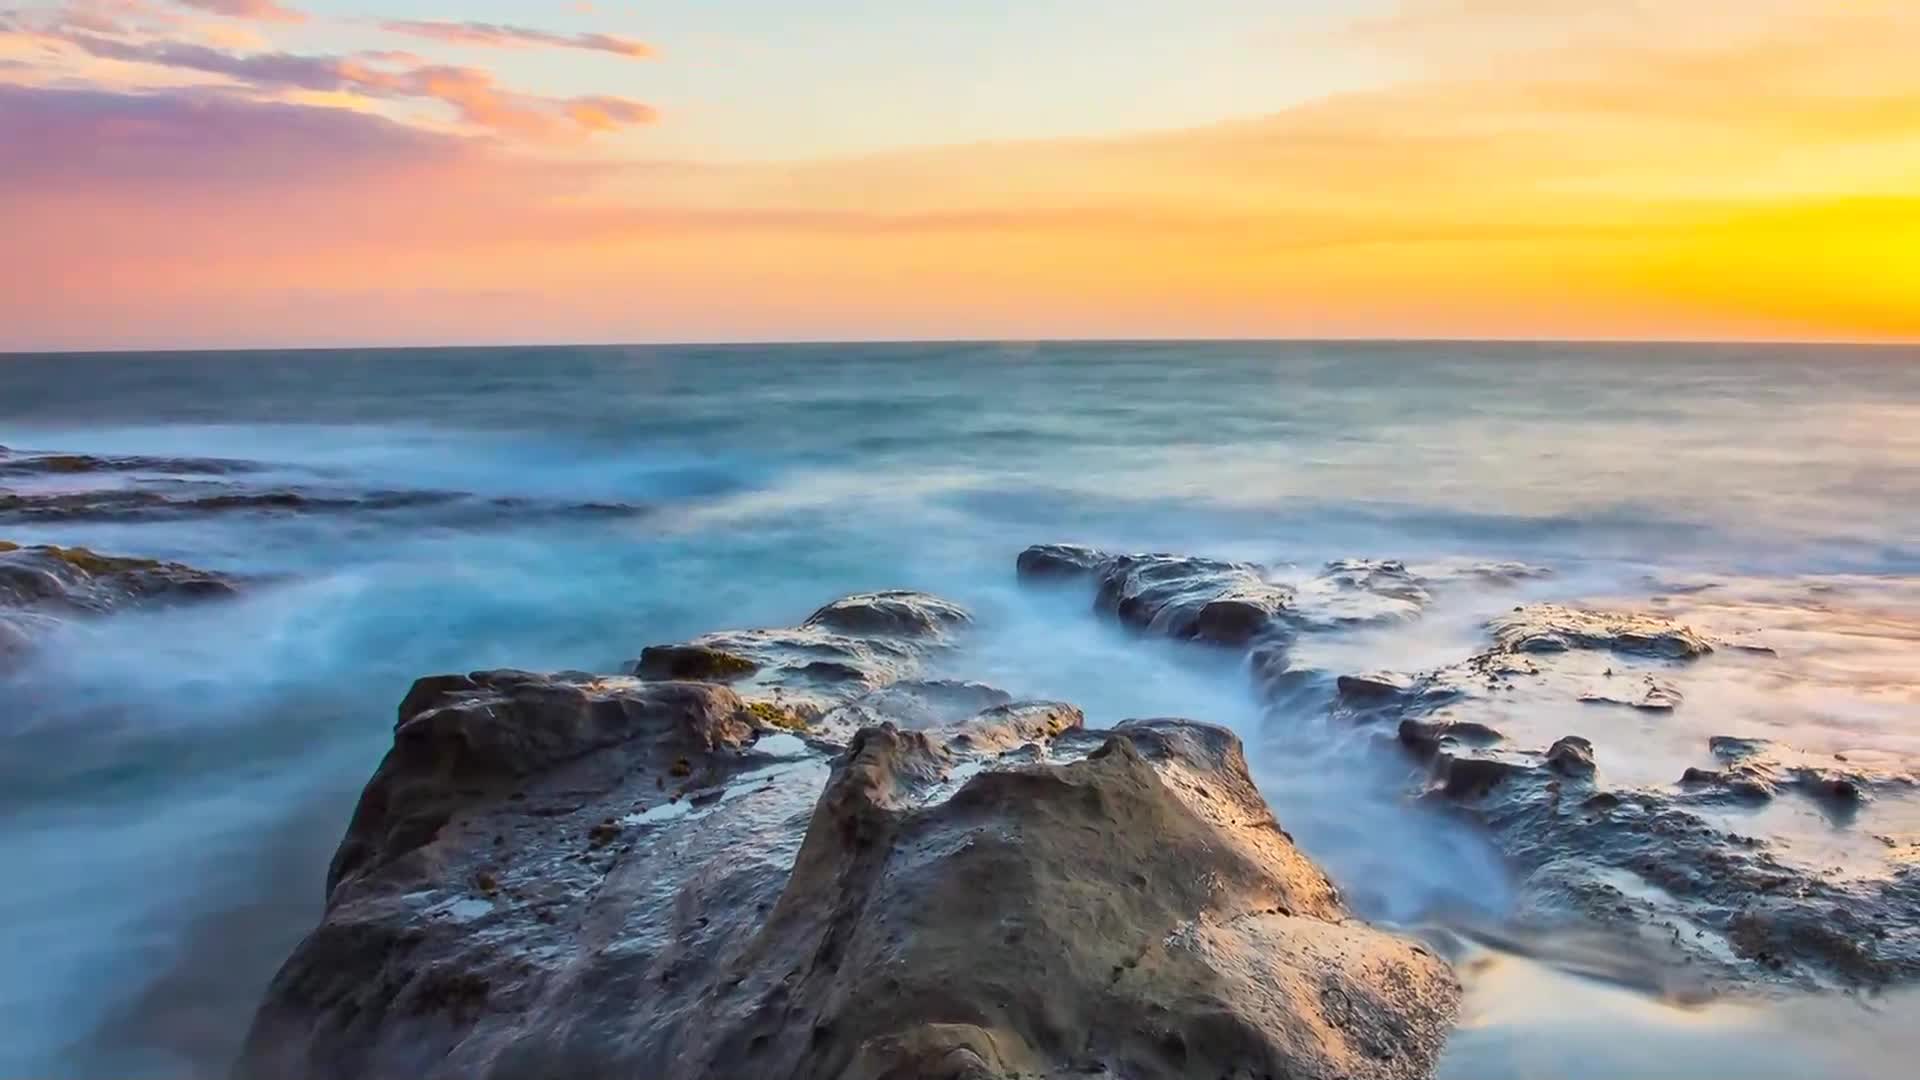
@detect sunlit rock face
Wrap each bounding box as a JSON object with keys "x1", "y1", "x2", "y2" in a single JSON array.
[{"x1": 236, "y1": 591, "x2": 1457, "y2": 1080}]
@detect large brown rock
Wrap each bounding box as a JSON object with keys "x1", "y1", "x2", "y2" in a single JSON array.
[{"x1": 236, "y1": 596, "x2": 1458, "y2": 1080}]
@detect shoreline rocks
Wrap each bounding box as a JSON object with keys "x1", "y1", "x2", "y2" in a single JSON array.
[
  {"x1": 1020, "y1": 543, "x2": 1920, "y2": 991},
  {"x1": 1, "y1": 540, "x2": 240, "y2": 665},
  {"x1": 236, "y1": 592, "x2": 1459, "y2": 1080}
]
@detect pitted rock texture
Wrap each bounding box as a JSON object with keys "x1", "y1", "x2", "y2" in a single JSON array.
[
  {"x1": 1486, "y1": 604, "x2": 1713, "y2": 659},
  {"x1": 237, "y1": 595, "x2": 1458, "y2": 1080},
  {"x1": 626, "y1": 589, "x2": 970, "y2": 720}
]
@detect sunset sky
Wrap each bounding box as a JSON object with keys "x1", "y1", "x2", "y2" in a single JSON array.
[{"x1": 2, "y1": 0, "x2": 1917, "y2": 350}]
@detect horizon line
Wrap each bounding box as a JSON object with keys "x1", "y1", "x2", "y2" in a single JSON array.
[{"x1": 5, "y1": 334, "x2": 1918, "y2": 358}]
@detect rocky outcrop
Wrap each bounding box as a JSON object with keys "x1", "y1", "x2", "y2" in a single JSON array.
[
  {"x1": 0, "y1": 540, "x2": 239, "y2": 664},
  {"x1": 0, "y1": 445, "x2": 648, "y2": 524},
  {"x1": 0, "y1": 540, "x2": 237, "y2": 611},
  {"x1": 237, "y1": 595, "x2": 1459, "y2": 1080},
  {"x1": 1016, "y1": 545, "x2": 1451, "y2": 649},
  {"x1": 1019, "y1": 544, "x2": 1295, "y2": 645},
  {"x1": 0, "y1": 487, "x2": 648, "y2": 524},
  {"x1": 1018, "y1": 547, "x2": 1534, "y2": 655},
  {"x1": 0, "y1": 448, "x2": 259, "y2": 477}
]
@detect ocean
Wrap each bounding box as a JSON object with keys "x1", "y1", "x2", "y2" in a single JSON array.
[{"x1": 2, "y1": 340, "x2": 1917, "y2": 1075}]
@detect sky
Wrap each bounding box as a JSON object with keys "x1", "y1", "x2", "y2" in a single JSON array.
[{"x1": 1, "y1": 0, "x2": 1916, "y2": 350}]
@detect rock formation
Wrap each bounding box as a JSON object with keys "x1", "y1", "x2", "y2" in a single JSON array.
[
  {"x1": 1021, "y1": 544, "x2": 1920, "y2": 990},
  {"x1": 0, "y1": 540, "x2": 239, "y2": 665},
  {"x1": 237, "y1": 591, "x2": 1459, "y2": 1080}
]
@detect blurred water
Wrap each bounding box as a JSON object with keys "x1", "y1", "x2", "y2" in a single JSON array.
[{"x1": 2, "y1": 341, "x2": 1917, "y2": 1075}]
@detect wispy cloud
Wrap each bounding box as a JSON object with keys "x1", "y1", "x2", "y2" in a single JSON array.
[
  {"x1": 2, "y1": 0, "x2": 1916, "y2": 347},
  {"x1": 173, "y1": 0, "x2": 305, "y2": 24},
  {"x1": 5, "y1": 17, "x2": 657, "y2": 140},
  {"x1": 378, "y1": 19, "x2": 653, "y2": 59}
]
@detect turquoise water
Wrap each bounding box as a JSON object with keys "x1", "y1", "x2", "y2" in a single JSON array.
[{"x1": 2, "y1": 341, "x2": 1917, "y2": 1074}]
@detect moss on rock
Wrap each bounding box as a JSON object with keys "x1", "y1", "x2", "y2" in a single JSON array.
[{"x1": 744, "y1": 700, "x2": 810, "y2": 732}]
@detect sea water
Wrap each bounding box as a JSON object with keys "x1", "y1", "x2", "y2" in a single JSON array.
[{"x1": 1, "y1": 341, "x2": 1916, "y2": 1075}]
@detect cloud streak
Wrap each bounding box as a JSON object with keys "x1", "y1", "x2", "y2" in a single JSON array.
[
  {"x1": 378, "y1": 19, "x2": 653, "y2": 59},
  {"x1": 2, "y1": 0, "x2": 1916, "y2": 348},
  {"x1": 173, "y1": 0, "x2": 306, "y2": 24},
  {"x1": 13, "y1": 23, "x2": 657, "y2": 140}
]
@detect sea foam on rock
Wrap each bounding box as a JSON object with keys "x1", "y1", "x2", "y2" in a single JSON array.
[
  {"x1": 237, "y1": 590, "x2": 1457, "y2": 1080},
  {"x1": 1020, "y1": 544, "x2": 1920, "y2": 991}
]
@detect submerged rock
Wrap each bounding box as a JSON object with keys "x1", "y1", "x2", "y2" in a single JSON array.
[
  {"x1": 1578, "y1": 672, "x2": 1684, "y2": 712},
  {"x1": 0, "y1": 487, "x2": 648, "y2": 524},
  {"x1": 238, "y1": 598, "x2": 1458, "y2": 1080},
  {"x1": 0, "y1": 447, "x2": 260, "y2": 477},
  {"x1": 1678, "y1": 736, "x2": 1910, "y2": 806}
]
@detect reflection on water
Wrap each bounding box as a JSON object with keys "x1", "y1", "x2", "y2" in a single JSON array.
[{"x1": 1441, "y1": 940, "x2": 1920, "y2": 1079}]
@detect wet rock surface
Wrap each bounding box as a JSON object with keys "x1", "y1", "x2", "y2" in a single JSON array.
[
  {"x1": 1019, "y1": 544, "x2": 1297, "y2": 645},
  {"x1": 1331, "y1": 602, "x2": 1920, "y2": 988},
  {"x1": 0, "y1": 449, "x2": 262, "y2": 477},
  {"x1": 1022, "y1": 545, "x2": 1920, "y2": 992},
  {"x1": 0, "y1": 540, "x2": 239, "y2": 663},
  {"x1": 1016, "y1": 545, "x2": 1479, "y2": 650},
  {"x1": 0, "y1": 486, "x2": 648, "y2": 523},
  {"x1": 0, "y1": 445, "x2": 649, "y2": 525},
  {"x1": 238, "y1": 594, "x2": 1458, "y2": 1080},
  {"x1": 0, "y1": 540, "x2": 237, "y2": 611}
]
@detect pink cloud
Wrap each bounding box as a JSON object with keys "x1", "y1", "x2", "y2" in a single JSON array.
[
  {"x1": 172, "y1": 0, "x2": 306, "y2": 24},
  {"x1": 563, "y1": 95, "x2": 659, "y2": 132},
  {"x1": 34, "y1": 31, "x2": 657, "y2": 140},
  {"x1": 379, "y1": 20, "x2": 653, "y2": 59}
]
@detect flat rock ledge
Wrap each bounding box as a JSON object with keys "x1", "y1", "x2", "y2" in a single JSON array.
[
  {"x1": 236, "y1": 592, "x2": 1457, "y2": 1080},
  {"x1": 1019, "y1": 544, "x2": 1920, "y2": 991}
]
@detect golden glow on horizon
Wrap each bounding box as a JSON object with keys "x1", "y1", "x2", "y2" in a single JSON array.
[{"x1": 1, "y1": 0, "x2": 1917, "y2": 348}]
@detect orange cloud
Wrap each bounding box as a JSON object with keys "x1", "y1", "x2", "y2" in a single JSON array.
[
  {"x1": 564, "y1": 95, "x2": 659, "y2": 132},
  {"x1": 5, "y1": 19, "x2": 658, "y2": 141},
  {"x1": 378, "y1": 20, "x2": 653, "y2": 60},
  {"x1": 174, "y1": 0, "x2": 305, "y2": 24},
  {"x1": 1, "y1": 0, "x2": 1916, "y2": 348}
]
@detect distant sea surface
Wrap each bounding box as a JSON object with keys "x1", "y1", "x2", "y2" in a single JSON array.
[{"x1": 2, "y1": 341, "x2": 1917, "y2": 1076}]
